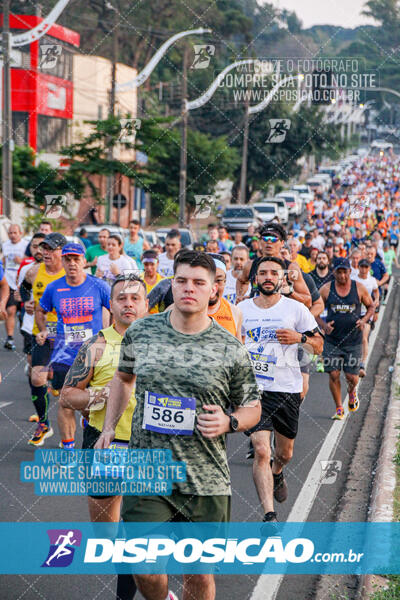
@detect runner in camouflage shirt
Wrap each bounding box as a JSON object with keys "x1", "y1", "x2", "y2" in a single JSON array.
[{"x1": 118, "y1": 309, "x2": 258, "y2": 495}]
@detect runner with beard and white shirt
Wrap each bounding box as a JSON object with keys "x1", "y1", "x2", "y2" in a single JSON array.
[
  {"x1": 238, "y1": 256, "x2": 323, "y2": 522},
  {"x1": 223, "y1": 245, "x2": 251, "y2": 304}
]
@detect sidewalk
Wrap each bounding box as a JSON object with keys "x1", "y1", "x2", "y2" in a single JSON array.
[{"x1": 360, "y1": 318, "x2": 400, "y2": 598}]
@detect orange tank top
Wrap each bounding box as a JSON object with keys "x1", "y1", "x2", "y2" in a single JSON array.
[{"x1": 209, "y1": 297, "x2": 237, "y2": 337}]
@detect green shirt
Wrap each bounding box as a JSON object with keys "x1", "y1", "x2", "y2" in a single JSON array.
[
  {"x1": 85, "y1": 244, "x2": 108, "y2": 275},
  {"x1": 119, "y1": 311, "x2": 259, "y2": 496},
  {"x1": 383, "y1": 249, "x2": 396, "y2": 275}
]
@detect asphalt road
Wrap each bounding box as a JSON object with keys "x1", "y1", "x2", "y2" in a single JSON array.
[{"x1": 0, "y1": 289, "x2": 393, "y2": 600}]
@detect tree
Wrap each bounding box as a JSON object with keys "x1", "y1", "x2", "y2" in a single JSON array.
[
  {"x1": 0, "y1": 145, "x2": 84, "y2": 212},
  {"x1": 136, "y1": 118, "x2": 240, "y2": 218}
]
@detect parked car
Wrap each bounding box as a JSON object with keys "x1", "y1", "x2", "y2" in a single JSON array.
[
  {"x1": 156, "y1": 228, "x2": 196, "y2": 248},
  {"x1": 291, "y1": 184, "x2": 312, "y2": 196},
  {"x1": 313, "y1": 173, "x2": 332, "y2": 192},
  {"x1": 290, "y1": 185, "x2": 313, "y2": 209},
  {"x1": 306, "y1": 177, "x2": 324, "y2": 193},
  {"x1": 220, "y1": 205, "x2": 262, "y2": 234},
  {"x1": 141, "y1": 230, "x2": 160, "y2": 247},
  {"x1": 275, "y1": 191, "x2": 302, "y2": 216},
  {"x1": 73, "y1": 224, "x2": 127, "y2": 246},
  {"x1": 261, "y1": 197, "x2": 289, "y2": 225},
  {"x1": 252, "y1": 202, "x2": 280, "y2": 224}
]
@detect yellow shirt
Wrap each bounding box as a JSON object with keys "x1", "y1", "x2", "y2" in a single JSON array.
[
  {"x1": 295, "y1": 254, "x2": 311, "y2": 273},
  {"x1": 89, "y1": 325, "x2": 136, "y2": 441},
  {"x1": 144, "y1": 272, "x2": 164, "y2": 295},
  {"x1": 32, "y1": 263, "x2": 65, "y2": 336}
]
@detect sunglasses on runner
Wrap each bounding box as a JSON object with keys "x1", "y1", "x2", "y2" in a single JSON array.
[{"x1": 262, "y1": 235, "x2": 280, "y2": 243}]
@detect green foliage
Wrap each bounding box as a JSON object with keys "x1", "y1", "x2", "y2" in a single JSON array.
[
  {"x1": 136, "y1": 118, "x2": 240, "y2": 218},
  {"x1": 369, "y1": 576, "x2": 400, "y2": 600},
  {"x1": 0, "y1": 146, "x2": 84, "y2": 211}
]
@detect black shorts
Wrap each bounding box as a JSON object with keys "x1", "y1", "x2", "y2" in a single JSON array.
[
  {"x1": 31, "y1": 338, "x2": 53, "y2": 368},
  {"x1": 82, "y1": 424, "x2": 129, "y2": 500},
  {"x1": 6, "y1": 289, "x2": 21, "y2": 309},
  {"x1": 322, "y1": 340, "x2": 362, "y2": 374},
  {"x1": 245, "y1": 390, "x2": 302, "y2": 440},
  {"x1": 51, "y1": 362, "x2": 71, "y2": 391},
  {"x1": 22, "y1": 331, "x2": 33, "y2": 355}
]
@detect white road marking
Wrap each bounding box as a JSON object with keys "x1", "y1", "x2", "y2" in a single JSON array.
[
  {"x1": 251, "y1": 278, "x2": 393, "y2": 600},
  {"x1": 0, "y1": 402, "x2": 12, "y2": 409}
]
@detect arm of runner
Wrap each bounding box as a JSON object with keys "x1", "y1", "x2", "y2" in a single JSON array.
[
  {"x1": 230, "y1": 303, "x2": 243, "y2": 342},
  {"x1": 35, "y1": 305, "x2": 48, "y2": 345},
  {"x1": 356, "y1": 282, "x2": 375, "y2": 328},
  {"x1": 310, "y1": 295, "x2": 324, "y2": 318},
  {"x1": 0, "y1": 276, "x2": 9, "y2": 319},
  {"x1": 60, "y1": 333, "x2": 106, "y2": 410},
  {"x1": 236, "y1": 260, "x2": 252, "y2": 303},
  {"x1": 287, "y1": 262, "x2": 312, "y2": 308}
]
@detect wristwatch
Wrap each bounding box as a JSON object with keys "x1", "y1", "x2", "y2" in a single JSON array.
[
  {"x1": 300, "y1": 333, "x2": 307, "y2": 344},
  {"x1": 229, "y1": 415, "x2": 239, "y2": 432},
  {"x1": 283, "y1": 283, "x2": 294, "y2": 296}
]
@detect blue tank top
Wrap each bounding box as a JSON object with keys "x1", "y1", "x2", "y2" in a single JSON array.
[
  {"x1": 326, "y1": 279, "x2": 362, "y2": 345},
  {"x1": 124, "y1": 237, "x2": 144, "y2": 269}
]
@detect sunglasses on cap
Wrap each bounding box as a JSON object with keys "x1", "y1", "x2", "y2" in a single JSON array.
[{"x1": 262, "y1": 235, "x2": 280, "y2": 243}]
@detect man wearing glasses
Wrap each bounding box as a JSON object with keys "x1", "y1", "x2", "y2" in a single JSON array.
[{"x1": 236, "y1": 223, "x2": 311, "y2": 308}]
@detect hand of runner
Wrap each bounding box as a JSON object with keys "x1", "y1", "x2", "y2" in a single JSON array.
[
  {"x1": 197, "y1": 405, "x2": 230, "y2": 438},
  {"x1": 36, "y1": 330, "x2": 48, "y2": 346},
  {"x1": 356, "y1": 318, "x2": 366, "y2": 329},
  {"x1": 110, "y1": 262, "x2": 120, "y2": 276},
  {"x1": 94, "y1": 429, "x2": 115, "y2": 449},
  {"x1": 24, "y1": 299, "x2": 35, "y2": 315},
  {"x1": 276, "y1": 328, "x2": 302, "y2": 345},
  {"x1": 324, "y1": 320, "x2": 335, "y2": 335},
  {"x1": 14, "y1": 289, "x2": 22, "y2": 302}
]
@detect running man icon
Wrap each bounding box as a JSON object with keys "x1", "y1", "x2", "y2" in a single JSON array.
[{"x1": 42, "y1": 529, "x2": 82, "y2": 567}]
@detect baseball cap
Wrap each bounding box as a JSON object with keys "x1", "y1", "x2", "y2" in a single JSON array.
[
  {"x1": 61, "y1": 242, "x2": 85, "y2": 256},
  {"x1": 40, "y1": 232, "x2": 67, "y2": 250},
  {"x1": 333, "y1": 257, "x2": 351, "y2": 271},
  {"x1": 358, "y1": 259, "x2": 371, "y2": 267}
]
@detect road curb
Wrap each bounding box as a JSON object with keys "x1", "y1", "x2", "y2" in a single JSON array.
[{"x1": 359, "y1": 316, "x2": 400, "y2": 599}]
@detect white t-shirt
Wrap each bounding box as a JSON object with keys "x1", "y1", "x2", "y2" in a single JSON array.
[
  {"x1": 18, "y1": 262, "x2": 35, "y2": 334},
  {"x1": 223, "y1": 269, "x2": 251, "y2": 304},
  {"x1": 96, "y1": 254, "x2": 139, "y2": 281},
  {"x1": 2, "y1": 239, "x2": 27, "y2": 289},
  {"x1": 157, "y1": 252, "x2": 175, "y2": 278},
  {"x1": 312, "y1": 234, "x2": 325, "y2": 250},
  {"x1": 351, "y1": 273, "x2": 378, "y2": 315},
  {"x1": 238, "y1": 296, "x2": 318, "y2": 393}
]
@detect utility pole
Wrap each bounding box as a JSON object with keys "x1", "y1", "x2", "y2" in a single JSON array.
[
  {"x1": 105, "y1": 8, "x2": 118, "y2": 223},
  {"x1": 239, "y1": 99, "x2": 249, "y2": 204},
  {"x1": 178, "y1": 45, "x2": 188, "y2": 227},
  {"x1": 2, "y1": 0, "x2": 12, "y2": 218}
]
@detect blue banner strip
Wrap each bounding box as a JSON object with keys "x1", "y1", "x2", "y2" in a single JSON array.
[{"x1": 0, "y1": 522, "x2": 399, "y2": 574}]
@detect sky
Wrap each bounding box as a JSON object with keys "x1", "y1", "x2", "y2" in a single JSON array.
[{"x1": 270, "y1": 0, "x2": 377, "y2": 29}]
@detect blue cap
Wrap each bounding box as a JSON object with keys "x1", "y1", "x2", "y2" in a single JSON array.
[
  {"x1": 61, "y1": 242, "x2": 85, "y2": 256},
  {"x1": 333, "y1": 257, "x2": 351, "y2": 271}
]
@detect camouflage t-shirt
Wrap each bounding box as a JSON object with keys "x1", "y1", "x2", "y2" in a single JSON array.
[{"x1": 118, "y1": 311, "x2": 259, "y2": 496}]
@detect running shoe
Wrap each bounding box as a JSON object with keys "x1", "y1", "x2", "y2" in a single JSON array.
[
  {"x1": 348, "y1": 389, "x2": 359, "y2": 412},
  {"x1": 246, "y1": 440, "x2": 254, "y2": 460},
  {"x1": 28, "y1": 414, "x2": 39, "y2": 423},
  {"x1": 331, "y1": 407, "x2": 345, "y2": 420},
  {"x1": 168, "y1": 592, "x2": 179, "y2": 600},
  {"x1": 263, "y1": 511, "x2": 278, "y2": 523},
  {"x1": 273, "y1": 471, "x2": 288, "y2": 503},
  {"x1": 28, "y1": 423, "x2": 54, "y2": 446},
  {"x1": 4, "y1": 338, "x2": 15, "y2": 351},
  {"x1": 316, "y1": 360, "x2": 325, "y2": 373}
]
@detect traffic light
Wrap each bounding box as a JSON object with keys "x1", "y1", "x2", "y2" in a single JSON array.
[{"x1": 312, "y1": 69, "x2": 333, "y2": 105}]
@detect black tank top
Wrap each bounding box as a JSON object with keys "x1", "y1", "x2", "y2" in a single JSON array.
[
  {"x1": 326, "y1": 280, "x2": 362, "y2": 345},
  {"x1": 249, "y1": 257, "x2": 290, "y2": 297}
]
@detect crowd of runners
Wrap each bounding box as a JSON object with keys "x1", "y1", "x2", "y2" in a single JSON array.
[{"x1": 0, "y1": 150, "x2": 399, "y2": 600}]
